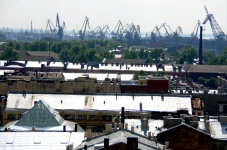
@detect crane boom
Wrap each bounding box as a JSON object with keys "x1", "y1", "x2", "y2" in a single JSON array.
[{"x1": 202, "y1": 6, "x2": 226, "y2": 39}]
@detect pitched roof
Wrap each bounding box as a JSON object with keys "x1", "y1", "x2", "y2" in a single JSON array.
[
  {"x1": 18, "y1": 50, "x2": 59, "y2": 61},
  {"x1": 157, "y1": 123, "x2": 211, "y2": 137},
  {"x1": 187, "y1": 65, "x2": 227, "y2": 74},
  {"x1": 76, "y1": 129, "x2": 161, "y2": 150},
  {"x1": 15, "y1": 100, "x2": 64, "y2": 127}
]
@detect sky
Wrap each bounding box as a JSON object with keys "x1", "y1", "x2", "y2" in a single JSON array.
[{"x1": 0, "y1": 0, "x2": 226, "y2": 36}]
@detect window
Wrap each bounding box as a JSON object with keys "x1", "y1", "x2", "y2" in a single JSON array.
[
  {"x1": 219, "y1": 105, "x2": 223, "y2": 113},
  {"x1": 102, "y1": 115, "x2": 112, "y2": 121},
  {"x1": 89, "y1": 115, "x2": 98, "y2": 120},
  {"x1": 8, "y1": 114, "x2": 16, "y2": 120},
  {"x1": 64, "y1": 114, "x2": 75, "y2": 120},
  {"x1": 76, "y1": 115, "x2": 87, "y2": 120}
]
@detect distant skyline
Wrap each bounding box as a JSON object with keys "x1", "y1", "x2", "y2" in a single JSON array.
[{"x1": 0, "y1": 0, "x2": 226, "y2": 36}]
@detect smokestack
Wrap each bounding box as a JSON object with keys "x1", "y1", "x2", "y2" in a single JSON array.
[
  {"x1": 121, "y1": 107, "x2": 125, "y2": 124},
  {"x1": 104, "y1": 138, "x2": 109, "y2": 149},
  {"x1": 199, "y1": 26, "x2": 203, "y2": 65},
  {"x1": 75, "y1": 124, "x2": 77, "y2": 132},
  {"x1": 140, "y1": 103, "x2": 142, "y2": 112}
]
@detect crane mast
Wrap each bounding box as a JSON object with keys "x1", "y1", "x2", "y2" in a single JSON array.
[
  {"x1": 79, "y1": 16, "x2": 90, "y2": 40},
  {"x1": 56, "y1": 13, "x2": 65, "y2": 41}
]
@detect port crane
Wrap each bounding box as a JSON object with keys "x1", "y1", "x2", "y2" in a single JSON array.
[
  {"x1": 191, "y1": 20, "x2": 201, "y2": 37},
  {"x1": 89, "y1": 26, "x2": 101, "y2": 39},
  {"x1": 79, "y1": 16, "x2": 90, "y2": 40},
  {"x1": 100, "y1": 25, "x2": 110, "y2": 39},
  {"x1": 172, "y1": 26, "x2": 183, "y2": 44},
  {"x1": 111, "y1": 20, "x2": 124, "y2": 40},
  {"x1": 150, "y1": 26, "x2": 161, "y2": 41},
  {"x1": 158, "y1": 23, "x2": 173, "y2": 39},
  {"x1": 56, "y1": 13, "x2": 66, "y2": 41},
  {"x1": 202, "y1": 6, "x2": 227, "y2": 53},
  {"x1": 202, "y1": 6, "x2": 226, "y2": 40},
  {"x1": 46, "y1": 19, "x2": 58, "y2": 39},
  {"x1": 125, "y1": 23, "x2": 140, "y2": 40}
]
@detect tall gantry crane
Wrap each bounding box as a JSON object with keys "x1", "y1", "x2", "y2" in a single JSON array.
[
  {"x1": 191, "y1": 20, "x2": 201, "y2": 46},
  {"x1": 56, "y1": 13, "x2": 66, "y2": 41},
  {"x1": 202, "y1": 6, "x2": 226, "y2": 40},
  {"x1": 46, "y1": 19, "x2": 58, "y2": 39},
  {"x1": 100, "y1": 25, "x2": 110, "y2": 39},
  {"x1": 191, "y1": 20, "x2": 201, "y2": 37},
  {"x1": 111, "y1": 20, "x2": 124, "y2": 40},
  {"x1": 79, "y1": 16, "x2": 90, "y2": 40},
  {"x1": 158, "y1": 23, "x2": 173, "y2": 39},
  {"x1": 150, "y1": 26, "x2": 161, "y2": 41},
  {"x1": 123, "y1": 23, "x2": 140, "y2": 40},
  {"x1": 202, "y1": 6, "x2": 227, "y2": 53}
]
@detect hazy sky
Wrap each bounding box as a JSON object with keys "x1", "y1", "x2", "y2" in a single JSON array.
[{"x1": 0, "y1": 0, "x2": 226, "y2": 35}]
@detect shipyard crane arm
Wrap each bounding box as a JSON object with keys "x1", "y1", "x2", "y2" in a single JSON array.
[
  {"x1": 56, "y1": 13, "x2": 66, "y2": 41},
  {"x1": 151, "y1": 26, "x2": 161, "y2": 37},
  {"x1": 202, "y1": 6, "x2": 226, "y2": 39},
  {"x1": 101, "y1": 25, "x2": 110, "y2": 33},
  {"x1": 159, "y1": 23, "x2": 171, "y2": 37},
  {"x1": 90, "y1": 26, "x2": 101, "y2": 33},
  {"x1": 111, "y1": 20, "x2": 124, "y2": 39},
  {"x1": 46, "y1": 19, "x2": 57, "y2": 37},
  {"x1": 175, "y1": 26, "x2": 183, "y2": 35},
  {"x1": 191, "y1": 20, "x2": 200, "y2": 37},
  {"x1": 79, "y1": 17, "x2": 90, "y2": 40},
  {"x1": 100, "y1": 25, "x2": 110, "y2": 39}
]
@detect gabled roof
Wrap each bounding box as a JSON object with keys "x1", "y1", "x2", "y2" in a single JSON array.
[
  {"x1": 18, "y1": 50, "x2": 59, "y2": 61},
  {"x1": 76, "y1": 129, "x2": 161, "y2": 150},
  {"x1": 15, "y1": 100, "x2": 64, "y2": 127},
  {"x1": 187, "y1": 65, "x2": 227, "y2": 74},
  {"x1": 157, "y1": 123, "x2": 211, "y2": 137}
]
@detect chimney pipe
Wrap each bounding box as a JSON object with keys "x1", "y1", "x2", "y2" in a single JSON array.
[
  {"x1": 199, "y1": 26, "x2": 203, "y2": 65},
  {"x1": 140, "y1": 103, "x2": 142, "y2": 112},
  {"x1": 75, "y1": 124, "x2": 77, "y2": 132},
  {"x1": 63, "y1": 125, "x2": 66, "y2": 132},
  {"x1": 121, "y1": 107, "x2": 125, "y2": 124},
  {"x1": 104, "y1": 138, "x2": 109, "y2": 150},
  {"x1": 84, "y1": 145, "x2": 87, "y2": 150}
]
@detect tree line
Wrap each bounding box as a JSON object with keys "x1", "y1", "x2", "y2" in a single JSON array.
[{"x1": 0, "y1": 39, "x2": 227, "y2": 65}]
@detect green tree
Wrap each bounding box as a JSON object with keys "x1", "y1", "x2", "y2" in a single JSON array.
[
  {"x1": 0, "y1": 46, "x2": 19, "y2": 60},
  {"x1": 149, "y1": 48, "x2": 165, "y2": 63},
  {"x1": 132, "y1": 70, "x2": 147, "y2": 80},
  {"x1": 153, "y1": 71, "x2": 166, "y2": 77},
  {"x1": 59, "y1": 47, "x2": 74, "y2": 63},
  {"x1": 179, "y1": 45, "x2": 198, "y2": 64}
]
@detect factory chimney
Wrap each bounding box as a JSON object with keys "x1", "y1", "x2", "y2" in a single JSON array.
[
  {"x1": 199, "y1": 26, "x2": 203, "y2": 65},
  {"x1": 121, "y1": 107, "x2": 125, "y2": 125}
]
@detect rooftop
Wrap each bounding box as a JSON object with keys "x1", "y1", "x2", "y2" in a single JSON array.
[
  {"x1": 76, "y1": 129, "x2": 161, "y2": 150},
  {"x1": 6, "y1": 93, "x2": 192, "y2": 114},
  {"x1": 0, "y1": 132, "x2": 84, "y2": 150}
]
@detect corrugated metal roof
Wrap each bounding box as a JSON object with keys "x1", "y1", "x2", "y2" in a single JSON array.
[
  {"x1": 6, "y1": 93, "x2": 192, "y2": 114},
  {"x1": 0, "y1": 132, "x2": 84, "y2": 150}
]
